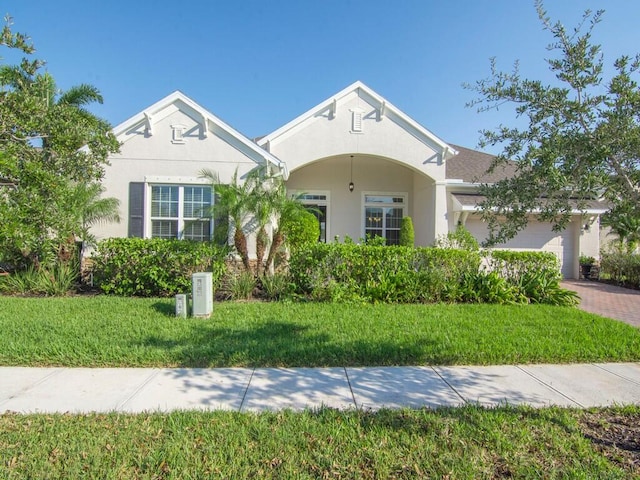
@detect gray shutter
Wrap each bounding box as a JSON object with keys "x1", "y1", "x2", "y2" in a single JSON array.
[{"x1": 128, "y1": 182, "x2": 145, "y2": 238}]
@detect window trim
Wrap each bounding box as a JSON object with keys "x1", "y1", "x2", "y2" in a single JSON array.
[
  {"x1": 361, "y1": 191, "x2": 408, "y2": 244},
  {"x1": 146, "y1": 182, "x2": 213, "y2": 240},
  {"x1": 292, "y1": 190, "x2": 331, "y2": 243}
]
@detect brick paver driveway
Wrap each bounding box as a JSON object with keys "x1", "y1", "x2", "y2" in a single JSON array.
[{"x1": 562, "y1": 280, "x2": 640, "y2": 327}]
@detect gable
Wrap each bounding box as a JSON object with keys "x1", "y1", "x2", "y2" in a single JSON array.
[
  {"x1": 111, "y1": 91, "x2": 286, "y2": 176},
  {"x1": 259, "y1": 81, "x2": 456, "y2": 181}
]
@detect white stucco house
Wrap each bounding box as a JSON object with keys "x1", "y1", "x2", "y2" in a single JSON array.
[{"x1": 93, "y1": 81, "x2": 605, "y2": 278}]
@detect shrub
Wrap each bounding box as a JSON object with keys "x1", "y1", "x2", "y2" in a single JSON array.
[
  {"x1": 434, "y1": 225, "x2": 479, "y2": 250},
  {"x1": 91, "y1": 238, "x2": 228, "y2": 297},
  {"x1": 259, "y1": 272, "x2": 294, "y2": 301},
  {"x1": 289, "y1": 243, "x2": 481, "y2": 303},
  {"x1": 282, "y1": 210, "x2": 320, "y2": 253},
  {"x1": 0, "y1": 262, "x2": 78, "y2": 296},
  {"x1": 226, "y1": 271, "x2": 256, "y2": 300},
  {"x1": 289, "y1": 243, "x2": 576, "y2": 305},
  {"x1": 486, "y1": 250, "x2": 577, "y2": 306},
  {"x1": 601, "y1": 248, "x2": 640, "y2": 287},
  {"x1": 459, "y1": 270, "x2": 523, "y2": 305},
  {"x1": 399, "y1": 217, "x2": 415, "y2": 247}
]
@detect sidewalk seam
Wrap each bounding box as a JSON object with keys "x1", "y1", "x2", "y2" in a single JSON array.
[
  {"x1": 516, "y1": 366, "x2": 584, "y2": 408},
  {"x1": 0, "y1": 368, "x2": 65, "y2": 409},
  {"x1": 343, "y1": 367, "x2": 358, "y2": 409},
  {"x1": 430, "y1": 367, "x2": 468, "y2": 405},
  {"x1": 592, "y1": 363, "x2": 640, "y2": 387},
  {"x1": 238, "y1": 368, "x2": 256, "y2": 412},
  {"x1": 116, "y1": 369, "x2": 161, "y2": 410}
]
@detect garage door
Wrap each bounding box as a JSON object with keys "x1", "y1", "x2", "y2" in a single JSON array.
[{"x1": 464, "y1": 217, "x2": 577, "y2": 278}]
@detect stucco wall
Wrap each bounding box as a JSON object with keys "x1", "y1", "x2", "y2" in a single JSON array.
[
  {"x1": 286, "y1": 155, "x2": 420, "y2": 242},
  {"x1": 267, "y1": 93, "x2": 445, "y2": 183},
  {"x1": 92, "y1": 107, "x2": 263, "y2": 242}
]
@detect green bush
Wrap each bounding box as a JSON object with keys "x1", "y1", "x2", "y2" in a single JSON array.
[
  {"x1": 283, "y1": 210, "x2": 320, "y2": 253},
  {"x1": 399, "y1": 217, "x2": 415, "y2": 247},
  {"x1": 434, "y1": 225, "x2": 479, "y2": 251},
  {"x1": 460, "y1": 270, "x2": 523, "y2": 305},
  {"x1": 0, "y1": 262, "x2": 78, "y2": 296},
  {"x1": 601, "y1": 249, "x2": 640, "y2": 287},
  {"x1": 91, "y1": 238, "x2": 228, "y2": 297},
  {"x1": 486, "y1": 250, "x2": 577, "y2": 306},
  {"x1": 259, "y1": 272, "x2": 294, "y2": 301},
  {"x1": 289, "y1": 243, "x2": 481, "y2": 303},
  {"x1": 289, "y1": 243, "x2": 575, "y2": 305},
  {"x1": 226, "y1": 271, "x2": 256, "y2": 300}
]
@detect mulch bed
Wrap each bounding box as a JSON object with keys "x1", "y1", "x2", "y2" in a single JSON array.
[{"x1": 579, "y1": 410, "x2": 640, "y2": 475}]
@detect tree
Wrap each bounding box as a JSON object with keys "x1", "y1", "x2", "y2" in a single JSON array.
[
  {"x1": 260, "y1": 175, "x2": 313, "y2": 276},
  {"x1": 601, "y1": 206, "x2": 640, "y2": 251},
  {"x1": 465, "y1": 1, "x2": 640, "y2": 245},
  {"x1": 201, "y1": 168, "x2": 254, "y2": 271},
  {"x1": 0, "y1": 16, "x2": 120, "y2": 268}
]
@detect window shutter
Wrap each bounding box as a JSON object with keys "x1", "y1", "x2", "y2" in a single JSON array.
[{"x1": 128, "y1": 182, "x2": 145, "y2": 238}]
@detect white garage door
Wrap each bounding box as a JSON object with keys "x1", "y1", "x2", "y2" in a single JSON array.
[{"x1": 464, "y1": 217, "x2": 577, "y2": 278}]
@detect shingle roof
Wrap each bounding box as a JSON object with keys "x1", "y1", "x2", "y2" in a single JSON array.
[{"x1": 446, "y1": 144, "x2": 518, "y2": 183}]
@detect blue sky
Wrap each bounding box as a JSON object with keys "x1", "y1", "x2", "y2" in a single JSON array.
[{"x1": 3, "y1": 1, "x2": 639, "y2": 152}]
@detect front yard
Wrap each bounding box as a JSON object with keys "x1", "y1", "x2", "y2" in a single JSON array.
[
  {"x1": 2, "y1": 296, "x2": 640, "y2": 478},
  {"x1": 1, "y1": 296, "x2": 639, "y2": 367}
]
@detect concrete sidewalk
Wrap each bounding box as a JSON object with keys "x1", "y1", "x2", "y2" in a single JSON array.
[{"x1": 1, "y1": 363, "x2": 639, "y2": 414}]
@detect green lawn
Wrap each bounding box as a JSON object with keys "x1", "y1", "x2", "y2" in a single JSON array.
[
  {"x1": 1, "y1": 406, "x2": 638, "y2": 479},
  {"x1": 1, "y1": 296, "x2": 639, "y2": 367}
]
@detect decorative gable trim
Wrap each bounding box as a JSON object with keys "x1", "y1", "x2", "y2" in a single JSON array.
[
  {"x1": 258, "y1": 81, "x2": 457, "y2": 161},
  {"x1": 111, "y1": 91, "x2": 287, "y2": 178}
]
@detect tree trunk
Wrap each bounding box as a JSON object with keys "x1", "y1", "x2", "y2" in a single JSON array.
[
  {"x1": 234, "y1": 228, "x2": 251, "y2": 272},
  {"x1": 264, "y1": 231, "x2": 284, "y2": 276},
  {"x1": 256, "y1": 227, "x2": 268, "y2": 275}
]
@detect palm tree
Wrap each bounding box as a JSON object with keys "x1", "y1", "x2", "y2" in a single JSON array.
[
  {"x1": 201, "y1": 168, "x2": 253, "y2": 271},
  {"x1": 262, "y1": 178, "x2": 313, "y2": 275},
  {"x1": 55, "y1": 182, "x2": 120, "y2": 263},
  {"x1": 602, "y1": 207, "x2": 640, "y2": 252},
  {"x1": 69, "y1": 182, "x2": 121, "y2": 245}
]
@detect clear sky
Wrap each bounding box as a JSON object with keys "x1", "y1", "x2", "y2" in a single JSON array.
[{"x1": 3, "y1": 1, "x2": 639, "y2": 152}]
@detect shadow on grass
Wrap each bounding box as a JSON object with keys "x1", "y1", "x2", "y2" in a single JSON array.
[
  {"x1": 137, "y1": 320, "x2": 453, "y2": 368},
  {"x1": 151, "y1": 301, "x2": 176, "y2": 317}
]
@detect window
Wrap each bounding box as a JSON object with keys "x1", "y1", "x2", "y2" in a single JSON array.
[
  {"x1": 150, "y1": 185, "x2": 212, "y2": 240},
  {"x1": 364, "y1": 194, "x2": 405, "y2": 245},
  {"x1": 299, "y1": 192, "x2": 328, "y2": 242}
]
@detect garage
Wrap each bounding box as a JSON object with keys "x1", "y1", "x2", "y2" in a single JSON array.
[{"x1": 464, "y1": 215, "x2": 580, "y2": 278}]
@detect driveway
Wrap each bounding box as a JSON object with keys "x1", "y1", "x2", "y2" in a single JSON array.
[{"x1": 562, "y1": 280, "x2": 640, "y2": 327}]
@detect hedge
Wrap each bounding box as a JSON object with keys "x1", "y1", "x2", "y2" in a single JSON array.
[
  {"x1": 289, "y1": 243, "x2": 481, "y2": 303},
  {"x1": 289, "y1": 243, "x2": 574, "y2": 305},
  {"x1": 91, "y1": 238, "x2": 228, "y2": 297}
]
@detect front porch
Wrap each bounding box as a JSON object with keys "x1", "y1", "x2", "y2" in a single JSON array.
[{"x1": 285, "y1": 154, "x2": 447, "y2": 245}]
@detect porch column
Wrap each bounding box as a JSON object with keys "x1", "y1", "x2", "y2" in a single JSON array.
[{"x1": 433, "y1": 180, "x2": 448, "y2": 240}]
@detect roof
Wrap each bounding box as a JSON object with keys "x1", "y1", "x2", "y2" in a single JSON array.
[
  {"x1": 258, "y1": 81, "x2": 457, "y2": 161},
  {"x1": 451, "y1": 192, "x2": 609, "y2": 214},
  {"x1": 111, "y1": 91, "x2": 287, "y2": 177},
  {"x1": 446, "y1": 144, "x2": 518, "y2": 183}
]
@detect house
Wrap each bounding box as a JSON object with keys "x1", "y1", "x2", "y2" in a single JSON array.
[{"x1": 92, "y1": 81, "x2": 605, "y2": 279}]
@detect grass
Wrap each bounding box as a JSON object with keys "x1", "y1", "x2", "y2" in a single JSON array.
[
  {"x1": 1, "y1": 406, "x2": 638, "y2": 479},
  {"x1": 1, "y1": 296, "x2": 639, "y2": 367}
]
